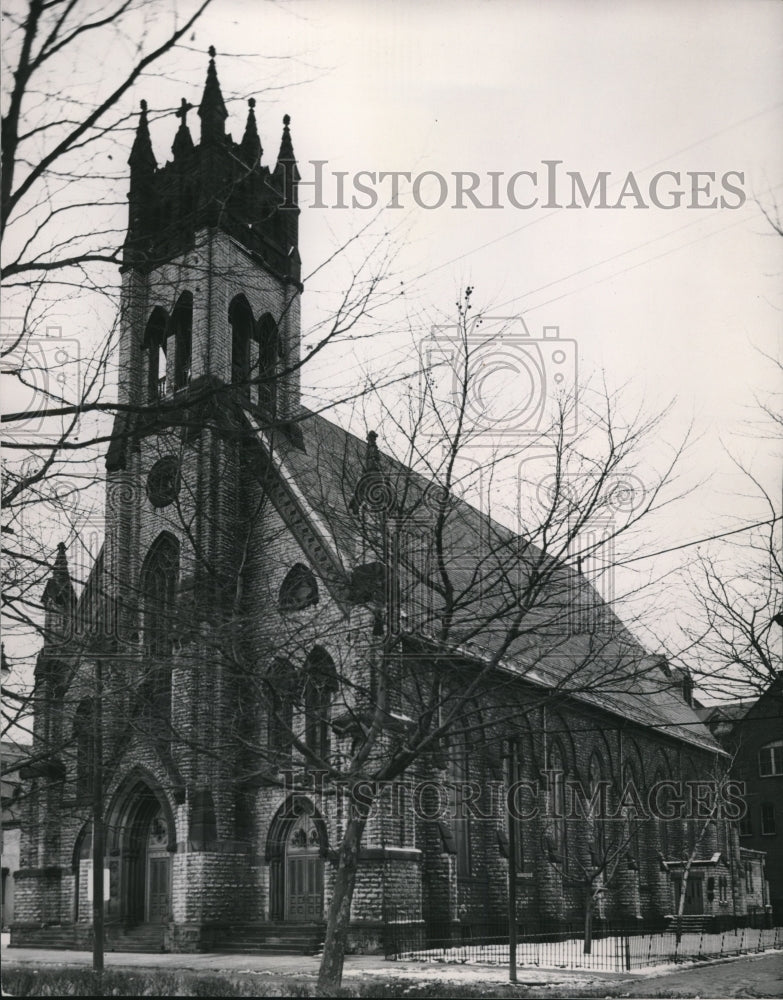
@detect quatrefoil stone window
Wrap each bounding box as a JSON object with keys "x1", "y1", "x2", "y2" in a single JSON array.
[{"x1": 147, "y1": 456, "x2": 180, "y2": 509}]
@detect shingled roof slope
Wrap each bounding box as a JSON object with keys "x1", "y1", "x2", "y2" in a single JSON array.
[{"x1": 268, "y1": 407, "x2": 723, "y2": 754}]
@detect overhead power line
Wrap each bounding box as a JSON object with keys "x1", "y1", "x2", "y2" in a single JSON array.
[{"x1": 610, "y1": 516, "x2": 781, "y2": 570}]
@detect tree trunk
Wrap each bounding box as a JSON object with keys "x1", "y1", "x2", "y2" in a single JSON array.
[
  {"x1": 583, "y1": 890, "x2": 593, "y2": 955},
  {"x1": 317, "y1": 815, "x2": 367, "y2": 993},
  {"x1": 675, "y1": 861, "x2": 692, "y2": 945}
]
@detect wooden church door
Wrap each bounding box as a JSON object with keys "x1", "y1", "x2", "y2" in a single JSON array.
[
  {"x1": 285, "y1": 814, "x2": 323, "y2": 922},
  {"x1": 145, "y1": 812, "x2": 170, "y2": 923}
]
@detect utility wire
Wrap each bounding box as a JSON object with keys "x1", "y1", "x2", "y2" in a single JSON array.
[{"x1": 607, "y1": 517, "x2": 781, "y2": 570}]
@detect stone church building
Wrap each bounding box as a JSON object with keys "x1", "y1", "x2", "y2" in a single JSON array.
[{"x1": 12, "y1": 53, "x2": 760, "y2": 954}]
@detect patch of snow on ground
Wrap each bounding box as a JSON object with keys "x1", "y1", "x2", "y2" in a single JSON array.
[
  {"x1": 388, "y1": 927, "x2": 782, "y2": 973},
  {"x1": 348, "y1": 962, "x2": 604, "y2": 986}
]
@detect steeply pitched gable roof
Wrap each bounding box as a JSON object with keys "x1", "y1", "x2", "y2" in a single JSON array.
[{"x1": 250, "y1": 407, "x2": 724, "y2": 755}]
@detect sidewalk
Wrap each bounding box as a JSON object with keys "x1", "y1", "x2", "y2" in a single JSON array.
[
  {"x1": 3, "y1": 937, "x2": 781, "y2": 997},
  {"x1": 0, "y1": 937, "x2": 638, "y2": 990}
]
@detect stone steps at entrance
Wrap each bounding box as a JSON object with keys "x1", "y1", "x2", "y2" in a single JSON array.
[
  {"x1": 9, "y1": 926, "x2": 82, "y2": 950},
  {"x1": 213, "y1": 922, "x2": 325, "y2": 955},
  {"x1": 666, "y1": 915, "x2": 709, "y2": 933},
  {"x1": 106, "y1": 923, "x2": 166, "y2": 953}
]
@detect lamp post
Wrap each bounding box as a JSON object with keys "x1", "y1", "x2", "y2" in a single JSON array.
[
  {"x1": 507, "y1": 740, "x2": 517, "y2": 984},
  {"x1": 92, "y1": 655, "x2": 104, "y2": 975}
]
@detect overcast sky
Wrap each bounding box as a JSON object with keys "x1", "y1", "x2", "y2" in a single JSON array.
[
  {"x1": 154, "y1": 0, "x2": 783, "y2": 655},
  {"x1": 5, "y1": 0, "x2": 782, "y2": 688},
  {"x1": 161, "y1": 1, "x2": 783, "y2": 464}
]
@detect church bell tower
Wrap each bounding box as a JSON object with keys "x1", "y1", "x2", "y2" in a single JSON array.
[
  {"x1": 114, "y1": 45, "x2": 302, "y2": 424},
  {"x1": 102, "y1": 49, "x2": 305, "y2": 830},
  {"x1": 105, "y1": 45, "x2": 304, "y2": 612}
]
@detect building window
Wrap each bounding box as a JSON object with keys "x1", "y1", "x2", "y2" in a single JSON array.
[
  {"x1": 745, "y1": 862, "x2": 754, "y2": 892},
  {"x1": 279, "y1": 564, "x2": 318, "y2": 613},
  {"x1": 267, "y1": 660, "x2": 294, "y2": 764},
  {"x1": 761, "y1": 802, "x2": 776, "y2": 836},
  {"x1": 588, "y1": 752, "x2": 606, "y2": 864},
  {"x1": 758, "y1": 741, "x2": 783, "y2": 777},
  {"x1": 141, "y1": 533, "x2": 179, "y2": 659},
  {"x1": 146, "y1": 456, "x2": 180, "y2": 509},
  {"x1": 229, "y1": 294, "x2": 255, "y2": 402},
  {"x1": 257, "y1": 312, "x2": 278, "y2": 413},
  {"x1": 172, "y1": 292, "x2": 192, "y2": 390},
  {"x1": 506, "y1": 740, "x2": 526, "y2": 873},
  {"x1": 548, "y1": 741, "x2": 568, "y2": 872},
  {"x1": 143, "y1": 307, "x2": 168, "y2": 401},
  {"x1": 622, "y1": 760, "x2": 641, "y2": 869},
  {"x1": 303, "y1": 647, "x2": 336, "y2": 762},
  {"x1": 450, "y1": 737, "x2": 472, "y2": 878},
  {"x1": 719, "y1": 875, "x2": 728, "y2": 903},
  {"x1": 654, "y1": 768, "x2": 671, "y2": 857},
  {"x1": 73, "y1": 699, "x2": 94, "y2": 800},
  {"x1": 140, "y1": 533, "x2": 179, "y2": 722},
  {"x1": 739, "y1": 811, "x2": 753, "y2": 837}
]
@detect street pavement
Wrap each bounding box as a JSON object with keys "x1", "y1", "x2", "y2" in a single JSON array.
[{"x1": 622, "y1": 949, "x2": 783, "y2": 997}]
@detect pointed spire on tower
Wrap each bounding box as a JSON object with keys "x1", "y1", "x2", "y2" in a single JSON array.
[
  {"x1": 129, "y1": 99, "x2": 156, "y2": 172},
  {"x1": 365, "y1": 430, "x2": 380, "y2": 473},
  {"x1": 274, "y1": 114, "x2": 301, "y2": 203},
  {"x1": 277, "y1": 114, "x2": 295, "y2": 160},
  {"x1": 42, "y1": 542, "x2": 76, "y2": 609},
  {"x1": 350, "y1": 431, "x2": 395, "y2": 514},
  {"x1": 198, "y1": 45, "x2": 227, "y2": 144},
  {"x1": 172, "y1": 97, "x2": 195, "y2": 159},
  {"x1": 240, "y1": 97, "x2": 262, "y2": 166}
]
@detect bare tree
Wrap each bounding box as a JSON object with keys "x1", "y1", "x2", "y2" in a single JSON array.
[
  {"x1": 682, "y1": 350, "x2": 782, "y2": 701},
  {"x1": 664, "y1": 754, "x2": 738, "y2": 944},
  {"x1": 93, "y1": 289, "x2": 692, "y2": 989},
  {"x1": 1, "y1": 0, "x2": 214, "y2": 732}
]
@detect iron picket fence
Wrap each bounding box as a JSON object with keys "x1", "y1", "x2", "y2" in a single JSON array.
[{"x1": 384, "y1": 919, "x2": 783, "y2": 972}]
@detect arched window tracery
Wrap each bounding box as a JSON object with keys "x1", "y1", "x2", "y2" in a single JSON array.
[
  {"x1": 139, "y1": 533, "x2": 179, "y2": 721},
  {"x1": 279, "y1": 564, "x2": 318, "y2": 613},
  {"x1": 143, "y1": 307, "x2": 168, "y2": 401},
  {"x1": 257, "y1": 312, "x2": 278, "y2": 413},
  {"x1": 303, "y1": 647, "x2": 337, "y2": 762},
  {"x1": 229, "y1": 295, "x2": 255, "y2": 401},
  {"x1": 588, "y1": 751, "x2": 607, "y2": 864},
  {"x1": 171, "y1": 292, "x2": 192, "y2": 390},
  {"x1": 548, "y1": 740, "x2": 569, "y2": 871}
]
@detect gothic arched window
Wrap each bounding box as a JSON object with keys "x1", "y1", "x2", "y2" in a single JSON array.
[
  {"x1": 172, "y1": 292, "x2": 192, "y2": 390},
  {"x1": 257, "y1": 312, "x2": 278, "y2": 413},
  {"x1": 140, "y1": 532, "x2": 179, "y2": 657},
  {"x1": 623, "y1": 759, "x2": 642, "y2": 869},
  {"x1": 73, "y1": 698, "x2": 94, "y2": 801},
  {"x1": 229, "y1": 295, "x2": 255, "y2": 401},
  {"x1": 143, "y1": 307, "x2": 168, "y2": 401},
  {"x1": 449, "y1": 730, "x2": 472, "y2": 878},
  {"x1": 653, "y1": 766, "x2": 671, "y2": 858},
  {"x1": 588, "y1": 751, "x2": 606, "y2": 864},
  {"x1": 268, "y1": 659, "x2": 295, "y2": 763},
  {"x1": 140, "y1": 533, "x2": 179, "y2": 720},
  {"x1": 548, "y1": 740, "x2": 568, "y2": 871},
  {"x1": 303, "y1": 647, "x2": 337, "y2": 762},
  {"x1": 279, "y1": 564, "x2": 318, "y2": 613},
  {"x1": 505, "y1": 738, "x2": 529, "y2": 874}
]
